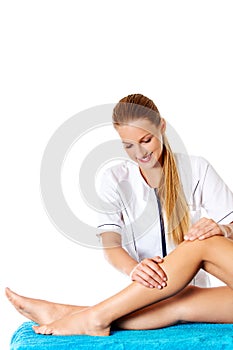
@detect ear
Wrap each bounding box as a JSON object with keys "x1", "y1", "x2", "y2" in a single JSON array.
[{"x1": 160, "y1": 118, "x2": 166, "y2": 134}]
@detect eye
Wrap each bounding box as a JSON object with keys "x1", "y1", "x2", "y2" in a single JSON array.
[
  {"x1": 142, "y1": 138, "x2": 152, "y2": 144},
  {"x1": 123, "y1": 143, "x2": 133, "y2": 149}
]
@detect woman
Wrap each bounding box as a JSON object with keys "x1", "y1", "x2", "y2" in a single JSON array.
[
  {"x1": 97, "y1": 94, "x2": 233, "y2": 288},
  {"x1": 6, "y1": 235, "x2": 233, "y2": 335},
  {"x1": 6, "y1": 94, "x2": 233, "y2": 335}
]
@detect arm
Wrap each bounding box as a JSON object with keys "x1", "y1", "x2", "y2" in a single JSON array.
[
  {"x1": 220, "y1": 222, "x2": 233, "y2": 240},
  {"x1": 101, "y1": 231, "x2": 167, "y2": 288},
  {"x1": 101, "y1": 231, "x2": 138, "y2": 276},
  {"x1": 185, "y1": 158, "x2": 233, "y2": 241}
]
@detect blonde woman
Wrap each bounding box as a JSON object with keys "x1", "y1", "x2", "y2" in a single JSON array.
[
  {"x1": 6, "y1": 94, "x2": 233, "y2": 335},
  {"x1": 97, "y1": 94, "x2": 233, "y2": 289}
]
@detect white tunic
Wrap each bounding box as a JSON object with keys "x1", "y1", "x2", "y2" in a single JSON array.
[{"x1": 96, "y1": 154, "x2": 233, "y2": 287}]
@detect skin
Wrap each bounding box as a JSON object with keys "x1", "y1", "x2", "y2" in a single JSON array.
[
  {"x1": 5, "y1": 236, "x2": 233, "y2": 335},
  {"x1": 115, "y1": 119, "x2": 165, "y2": 181},
  {"x1": 5, "y1": 285, "x2": 233, "y2": 331},
  {"x1": 101, "y1": 118, "x2": 233, "y2": 288},
  {"x1": 6, "y1": 119, "x2": 233, "y2": 336},
  {"x1": 100, "y1": 118, "x2": 169, "y2": 288}
]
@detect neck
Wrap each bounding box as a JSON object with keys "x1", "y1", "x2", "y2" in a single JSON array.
[
  {"x1": 140, "y1": 152, "x2": 164, "y2": 188},
  {"x1": 140, "y1": 165, "x2": 162, "y2": 188}
]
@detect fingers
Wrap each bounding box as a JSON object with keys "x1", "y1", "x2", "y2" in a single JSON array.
[
  {"x1": 147, "y1": 257, "x2": 167, "y2": 281},
  {"x1": 152, "y1": 256, "x2": 164, "y2": 263},
  {"x1": 130, "y1": 257, "x2": 167, "y2": 289},
  {"x1": 184, "y1": 217, "x2": 223, "y2": 241}
]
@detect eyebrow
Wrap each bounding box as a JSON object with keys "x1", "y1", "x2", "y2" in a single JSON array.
[{"x1": 122, "y1": 133, "x2": 152, "y2": 145}]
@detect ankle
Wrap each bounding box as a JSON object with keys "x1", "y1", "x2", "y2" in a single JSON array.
[{"x1": 89, "y1": 306, "x2": 111, "y2": 330}]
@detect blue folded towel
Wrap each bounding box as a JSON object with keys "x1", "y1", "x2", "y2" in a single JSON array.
[{"x1": 10, "y1": 321, "x2": 233, "y2": 350}]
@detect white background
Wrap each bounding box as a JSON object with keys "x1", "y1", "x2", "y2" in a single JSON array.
[{"x1": 0, "y1": 1, "x2": 233, "y2": 349}]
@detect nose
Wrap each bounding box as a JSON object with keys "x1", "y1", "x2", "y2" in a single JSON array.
[{"x1": 135, "y1": 144, "x2": 147, "y2": 159}]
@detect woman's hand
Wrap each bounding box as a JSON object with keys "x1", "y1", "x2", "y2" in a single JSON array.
[
  {"x1": 184, "y1": 217, "x2": 228, "y2": 241},
  {"x1": 130, "y1": 256, "x2": 167, "y2": 289}
]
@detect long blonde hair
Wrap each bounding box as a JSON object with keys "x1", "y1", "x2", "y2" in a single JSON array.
[{"x1": 112, "y1": 94, "x2": 190, "y2": 244}]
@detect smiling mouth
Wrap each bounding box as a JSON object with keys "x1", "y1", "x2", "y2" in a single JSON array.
[{"x1": 138, "y1": 152, "x2": 153, "y2": 163}]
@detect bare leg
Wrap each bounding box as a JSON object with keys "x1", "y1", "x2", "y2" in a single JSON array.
[
  {"x1": 116, "y1": 286, "x2": 233, "y2": 330},
  {"x1": 5, "y1": 288, "x2": 87, "y2": 325},
  {"x1": 7, "y1": 286, "x2": 233, "y2": 332},
  {"x1": 32, "y1": 236, "x2": 233, "y2": 335}
]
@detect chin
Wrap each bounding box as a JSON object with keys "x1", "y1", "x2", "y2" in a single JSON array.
[
  {"x1": 138, "y1": 160, "x2": 155, "y2": 169},
  {"x1": 144, "y1": 159, "x2": 160, "y2": 169}
]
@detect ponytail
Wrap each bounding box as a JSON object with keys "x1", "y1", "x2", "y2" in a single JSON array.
[{"x1": 159, "y1": 135, "x2": 190, "y2": 244}]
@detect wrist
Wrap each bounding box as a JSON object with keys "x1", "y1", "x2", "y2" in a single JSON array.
[
  {"x1": 129, "y1": 264, "x2": 139, "y2": 280},
  {"x1": 220, "y1": 224, "x2": 233, "y2": 238}
]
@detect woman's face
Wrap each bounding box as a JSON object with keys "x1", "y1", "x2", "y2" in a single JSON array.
[{"x1": 116, "y1": 118, "x2": 166, "y2": 170}]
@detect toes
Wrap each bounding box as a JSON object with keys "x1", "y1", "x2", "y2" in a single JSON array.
[
  {"x1": 33, "y1": 325, "x2": 53, "y2": 335},
  {"x1": 5, "y1": 288, "x2": 19, "y2": 303},
  {"x1": 45, "y1": 327, "x2": 53, "y2": 335},
  {"x1": 5, "y1": 287, "x2": 13, "y2": 300},
  {"x1": 5, "y1": 288, "x2": 18, "y2": 307},
  {"x1": 5, "y1": 288, "x2": 24, "y2": 311},
  {"x1": 32, "y1": 325, "x2": 40, "y2": 333}
]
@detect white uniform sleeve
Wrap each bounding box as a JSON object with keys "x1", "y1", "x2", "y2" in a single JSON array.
[
  {"x1": 201, "y1": 158, "x2": 233, "y2": 224},
  {"x1": 95, "y1": 168, "x2": 124, "y2": 236}
]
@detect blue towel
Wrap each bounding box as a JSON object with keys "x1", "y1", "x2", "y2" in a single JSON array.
[{"x1": 10, "y1": 321, "x2": 233, "y2": 350}]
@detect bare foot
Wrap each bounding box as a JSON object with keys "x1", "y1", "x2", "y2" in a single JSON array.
[
  {"x1": 33, "y1": 307, "x2": 111, "y2": 336},
  {"x1": 5, "y1": 287, "x2": 87, "y2": 325}
]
